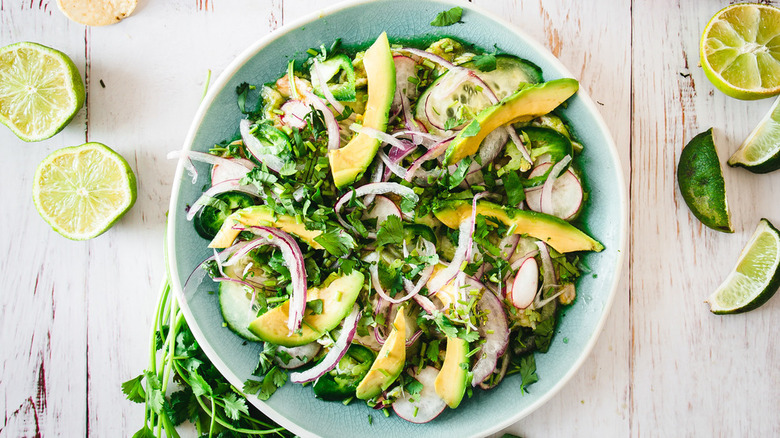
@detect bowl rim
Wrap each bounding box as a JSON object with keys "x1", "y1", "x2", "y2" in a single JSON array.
[{"x1": 167, "y1": 0, "x2": 628, "y2": 436}]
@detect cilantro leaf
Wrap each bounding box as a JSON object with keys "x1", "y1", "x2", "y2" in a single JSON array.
[
  {"x1": 121, "y1": 374, "x2": 146, "y2": 403},
  {"x1": 167, "y1": 388, "x2": 198, "y2": 426},
  {"x1": 426, "y1": 339, "x2": 441, "y2": 363},
  {"x1": 431, "y1": 6, "x2": 463, "y2": 26},
  {"x1": 256, "y1": 342, "x2": 277, "y2": 375},
  {"x1": 533, "y1": 316, "x2": 556, "y2": 352},
  {"x1": 433, "y1": 312, "x2": 459, "y2": 338},
  {"x1": 189, "y1": 370, "x2": 213, "y2": 397},
  {"x1": 503, "y1": 171, "x2": 526, "y2": 206},
  {"x1": 448, "y1": 157, "x2": 471, "y2": 189},
  {"x1": 519, "y1": 354, "x2": 539, "y2": 393},
  {"x1": 306, "y1": 299, "x2": 324, "y2": 315},
  {"x1": 131, "y1": 426, "x2": 156, "y2": 438},
  {"x1": 235, "y1": 82, "x2": 255, "y2": 114},
  {"x1": 222, "y1": 392, "x2": 250, "y2": 421},
  {"x1": 405, "y1": 377, "x2": 424, "y2": 395},
  {"x1": 461, "y1": 120, "x2": 481, "y2": 138},
  {"x1": 471, "y1": 52, "x2": 497, "y2": 72},
  {"x1": 314, "y1": 227, "x2": 356, "y2": 257},
  {"x1": 257, "y1": 366, "x2": 287, "y2": 401},
  {"x1": 243, "y1": 379, "x2": 263, "y2": 395},
  {"x1": 374, "y1": 215, "x2": 404, "y2": 247}
]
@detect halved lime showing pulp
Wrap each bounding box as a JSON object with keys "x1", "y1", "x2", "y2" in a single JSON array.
[
  {"x1": 33, "y1": 142, "x2": 137, "y2": 240},
  {"x1": 0, "y1": 41, "x2": 85, "y2": 141},
  {"x1": 728, "y1": 95, "x2": 780, "y2": 173},
  {"x1": 707, "y1": 218, "x2": 780, "y2": 314}
]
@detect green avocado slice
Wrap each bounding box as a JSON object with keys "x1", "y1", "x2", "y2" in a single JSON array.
[
  {"x1": 434, "y1": 336, "x2": 470, "y2": 409},
  {"x1": 208, "y1": 205, "x2": 323, "y2": 249},
  {"x1": 433, "y1": 199, "x2": 602, "y2": 254},
  {"x1": 443, "y1": 78, "x2": 579, "y2": 166},
  {"x1": 247, "y1": 271, "x2": 364, "y2": 347},
  {"x1": 329, "y1": 32, "x2": 395, "y2": 188},
  {"x1": 355, "y1": 306, "x2": 407, "y2": 400}
]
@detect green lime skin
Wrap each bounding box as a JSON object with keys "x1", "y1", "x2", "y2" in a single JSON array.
[
  {"x1": 677, "y1": 129, "x2": 734, "y2": 233},
  {"x1": 710, "y1": 218, "x2": 780, "y2": 314}
]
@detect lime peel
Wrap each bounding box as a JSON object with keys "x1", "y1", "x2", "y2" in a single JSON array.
[
  {"x1": 707, "y1": 218, "x2": 780, "y2": 314},
  {"x1": 33, "y1": 142, "x2": 137, "y2": 240}
]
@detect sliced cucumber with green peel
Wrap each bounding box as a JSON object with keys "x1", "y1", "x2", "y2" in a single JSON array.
[
  {"x1": 462, "y1": 55, "x2": 543, "y2": 100},
  {"x1": 219, "y1": 281, "x2": 262, "y2": 342},
  {"x1": 310, "y1": 54, "x2": 357, "y2": 102},
  {"x1": 415, "y1": 55, "x2": 543, "y2": 135},
  {"x1": 194, "y1": 191, "x2": 256, "y2": 240}
]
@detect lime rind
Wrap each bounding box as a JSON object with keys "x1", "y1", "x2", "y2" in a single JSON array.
[
  {"x1": 728, "y1": 95, "x2": 780, "y2": 173},
  {"x1": 677, "y1": 129, "x2": 734, "y2": 233},
  {"x1": 0, "y1": 41, "x2": 85, "y2": 142},
  {"x1": 707, "y1": 219, "x2": 780, "y2": 314},
  {"x1": 700, "y1": 3, "x2": 780, "y2": 100},
  {"x1": 33, "y1": 142, "x2": 137, "y2": 240}
]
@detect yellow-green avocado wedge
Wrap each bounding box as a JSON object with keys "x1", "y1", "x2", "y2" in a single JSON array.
[
  {"x1": 434, "y1": 336, "x2": 470, "y2": 409},
  {"x1": 355, "y1": 306, "x2": 407, "y2": 400},
  {"x1": 208, "y1": 205, "x2": 323, "y2": 249},
  {"x1": 247, "y1": 271, "x2": 364, "y2": 347},
  {"x1": 329, "y1": 32, "x2": 395, "y2": 188},
  {"x1": 434, "y1": 199, "x2": 603, "y2": 254},
  {"x1": 443, "y1": 78, "x2": 579, "y2": 166}
]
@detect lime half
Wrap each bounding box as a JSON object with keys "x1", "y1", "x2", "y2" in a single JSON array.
[
  {"x1": 33, "y1": 142, "x2": 137, "y2": 240},
  {"x1": 677, "y1": 129, "x2": 734, "y2": 233},
  {"x1": 0, "y1": 42, "x2": 85, "y2": 141},
  {"x1": 707, "y1": 219, "x2": 780, "y2": 314},
  {"x1": 700, "y1": 3, "x2": 780, "y2": 100},
  {"x1": 728, "y1": 95, "x2": 780, "y2": 173}
]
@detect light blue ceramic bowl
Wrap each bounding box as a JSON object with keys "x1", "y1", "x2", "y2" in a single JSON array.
[{"x1": 168, "y1": 1, "x2": 626, "y2": 436}]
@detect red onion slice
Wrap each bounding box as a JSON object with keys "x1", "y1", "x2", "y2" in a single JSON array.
[
  {"x1": 471, "y1": 289, "x2": 510, "y2": 386},
  {"x1": 399, "y1": 47, "x2": 456, "y2": 70},
  {"x1": 428, "y1": 218, "x2": 472, "y2": 293},
  {"x1": 302, "y1": 90, "x2": 341, "y2": 151},
  {"x1": 350, "y1": 123, "x2": 411, "y2": 150},
  {"x1": 312, "y1": 59, "x2": 345, "y2": 114},
  {"x1": 239, "y1": 119, "x2": 284, "y2": 172},
  {"x1": 534, "y1": 241, "x2": 556, "y2": 301},
  {"x1": 168, "y1": 150, "x2": 255, "y2": 174},
  {"x1": 225, "y1": 227, "x2": 307, "y2": 334},
  {"x1": 404, "y1": 138, "x2": 452, "y2": 182},
  {"x1": 185, "y1": 179, "x2": 260, "y2": 221},
  {"x1": 414, "y1": 294, "x2": 438, "y2": 315},
  {"x1": 289, "y1": 305, "x2": 361, "y2": 383},
  {"x1": 370, "y1": 262, "x2": 429, "y2": 304},
  {"x1": 334, "y1": 182, "x2": 419, "y2": 231},
  {"x1": 540, "y1": 155, "x2": 572, "y2": 216},
  {"x1": 378, "y1": 149, "x2": 408, "y2": 180}
]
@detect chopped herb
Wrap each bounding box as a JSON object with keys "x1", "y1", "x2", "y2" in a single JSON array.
[
  {"x1": 375, "y1": 215, "x2": 404, "y2": 247},
  {"x1": 461, "y1": 119, "x2": 481, "y2": 138},
  {"x1": 471, "y1": 51, "x2": 498, "y2": 72},
  {"x1": 430, "y1": 6, "x2": 463, "y2": 26}
]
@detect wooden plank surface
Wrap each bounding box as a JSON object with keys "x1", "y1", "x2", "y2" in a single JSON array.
[{"x1": 2, "y1": 0, "x2": 779, "y2": 436}]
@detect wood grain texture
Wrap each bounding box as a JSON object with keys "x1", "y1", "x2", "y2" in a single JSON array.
[{"x1": 631, "y1": 0, "x2": 780, "y2": 436}]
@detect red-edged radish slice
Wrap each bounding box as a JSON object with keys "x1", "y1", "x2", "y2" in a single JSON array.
[
  {"x1": 509, "y1": 257, "x2": 539, "y2": 310},
  {"x1": 392, "y1": 366, "x2": 447, "y2": 423},
  {"x1": 471, "y1": 289, "x2": 510, "y2": 385},
  {"x1": 524, "y1": 162, "x2": 583, "y2": 220},
  {"x1": 392, "y1": 55, "x2": 419, "y2": 110},
  {"x1": 280, "y1": 99, "x2": 310, "y2": 129},
  {"x1": 274, "y1": 342, "x2": 321, "y2": 369}
]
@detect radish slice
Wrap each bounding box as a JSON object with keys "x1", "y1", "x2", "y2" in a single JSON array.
[
  {"x1": 509, "y1": 257, "x2": 539, "y2": 310},
  {"x1": 224, "y1": 227, "x2": 307, "y2": 334},
  {"x1": 301, "y1": 91, "x2": 341, "y2": 151},
  {"x1": 362, "y1": 195, "x2": 402, "y2": 227},
  {"x1": 274, "y1": 342, "x2": 321, "y2": 369},
  {"x1": 392, "y1": 55, "x2": 420, "y2": 111},
  {"x1": 289, "y1": 305, "x2": 361, "y2": 383},
  {"x1": 392, "y1": 366, "x2": 447, "y2": 423},
  {"x1": 280, "y1": 99, "x2": 310, "y2": 129},
  {"x1": 524, "y1": 161, "x2": 583, "y2": 220},
  {"x1": 540, "y1": 155, "x2": 572, "y2": 216},
  {"x1": 471, "y1": 289, "x2": 510, "y2": 386}
]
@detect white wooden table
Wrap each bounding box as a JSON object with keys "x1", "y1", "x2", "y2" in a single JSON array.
[{"x1": 1, "y1": 0, "x2": 779, "y2": 436}]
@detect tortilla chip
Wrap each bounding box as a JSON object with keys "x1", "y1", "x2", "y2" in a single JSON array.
[{"x1": 56, "y1": 0, "x2": 138, "y2": 26}]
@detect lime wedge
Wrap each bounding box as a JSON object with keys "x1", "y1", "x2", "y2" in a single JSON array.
[
  {"x1": 700, "y1": 3, "x2": 780, "y2": 100},
  {"x1": 707, "y1": 219, "x2": 780, "y2": 314},
  {"x1": 677, "y1": 129, "x2": 733, "y2": 233},
  {"x1": 728, "y1": 96, "x2": 780, "y2": 173},
  {"x1": 33, "y1": 142, "x2": 137, "y2": 240},
  {"x1": 0, "y1": 42, "x2": 85, "y2": 141}
]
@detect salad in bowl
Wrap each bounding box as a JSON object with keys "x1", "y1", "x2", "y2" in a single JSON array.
[{"x1": 173, "y1": 29, "x2": 604, "y2": 426}]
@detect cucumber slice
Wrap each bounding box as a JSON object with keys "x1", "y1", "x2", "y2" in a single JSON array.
[
  {"x1": 520, "y1": 126, "x2": 574, "y2": 165},
  {"x1": 310, "y1": 54, "x2": 356, "y2": 102},
  {"x1": 462, "y1": 55, "x2": 543, "y2": 100},
  {"x1": 193, "y1": 191, "x2": 256, "y2": 240},
  {"x1": 219, "y1": 281, "x2": 262, "y2": 342},
  {"x1": 415, "y1": 55, "x2": 543, "y2": 135}
]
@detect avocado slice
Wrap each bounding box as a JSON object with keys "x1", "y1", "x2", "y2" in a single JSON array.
[
  {"x1": 247, "y1": 271, "x2": 364, "y2": 347},
  {"x1": 433, "y1": 199, "x2": 603, "y2": 253},
  {"x1": 329, "y1": 32, "x2": 395, "y2": 188},
  {"x1": 443, "y1": 78, "x2": 579, "y2": 166},
  {"x1": 355, "y1": 306, "x2": 407, "y2": 400},
  {"x1": 208, "y1": 205, "x2": 322, "y2": 249},
  {"x1": 434, "y1": 336, "x2": 470, "y2": 409}
]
